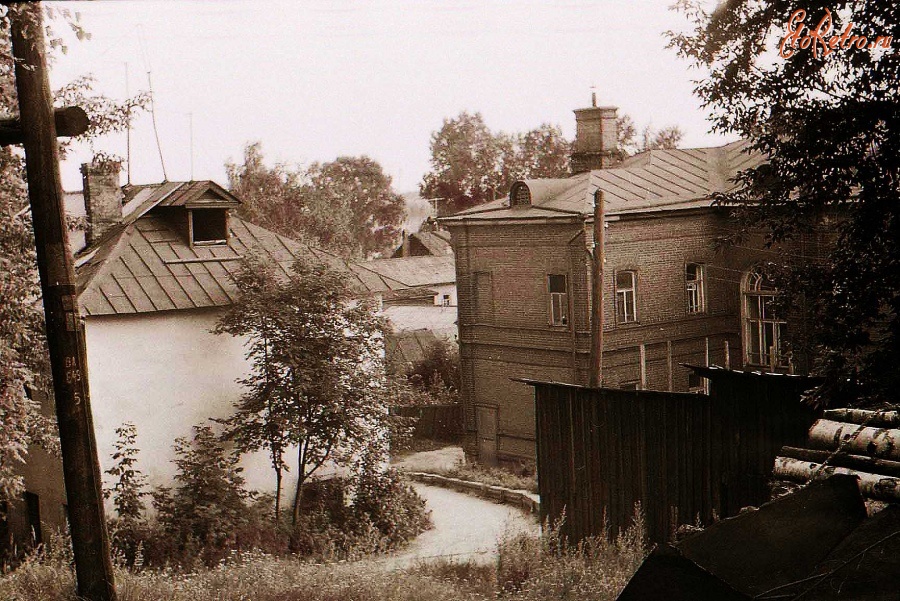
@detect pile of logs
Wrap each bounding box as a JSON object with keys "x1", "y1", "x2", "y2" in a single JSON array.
[{"x1": 774, "y1": 408, "x2": 900, "y2": 502}]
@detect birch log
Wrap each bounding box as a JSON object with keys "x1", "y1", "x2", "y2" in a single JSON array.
[
  {"x1": 773, "y1": 456, "x2": 900, "y2": 502},
  {"x1": 807, "y1": 419, "x2": 900, "y2": 459},
  {"x1": 823, "y1": 408, "x2": 900, "y2": 428}
]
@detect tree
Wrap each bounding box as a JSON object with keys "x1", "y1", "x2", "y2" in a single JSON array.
[
  {"x1": 420, "y1": 112, "x2": 573, "y2": 213},
  {"x1": 0, "y1": 6, "x2": 147, "y2": 504},
  {"x1": 226, "y1": 144, "x2": 406, "y2": 258},
  {"x1": 616, "y1": 115, "x2": 685, "y2": 157},
  {"x1": 304, "y1": 156, "x2": 406, "y2": 258},
  {"x1": 404, "y1": 339, "x2": 461, "y2": 406},
  {"x1": 669, "y1": 2, "x2": 900, "y2": 405},
  {"x1": 420, "y1": 111, "x2": 682, "y2": 213},
  {"x1": 226, "y1": 142, "x2": 310, "y2": 244},
  {"x1": 215, "y1": 253, "x2": 391, "y2": 527}
]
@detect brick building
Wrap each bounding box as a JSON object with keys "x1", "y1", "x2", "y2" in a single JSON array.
[{"x1": 442, "y1": 103, "x2": 818, "y2": 465}]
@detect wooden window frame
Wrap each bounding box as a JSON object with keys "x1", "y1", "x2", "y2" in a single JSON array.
[
  {"x1": 685, "y1": 263, "x2": 707, "y2": 314},
  {"x1": 615, "y1": 269, "x2": 638, "y2": 324},
  {"x1": 548, "y1": 273, "x2": 569, "y2": 327},
  {"x1": 742, "y1": 270, "x2": 789, "y2": 369}
]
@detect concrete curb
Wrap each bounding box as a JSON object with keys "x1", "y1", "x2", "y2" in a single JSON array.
[{"x1": 404, "y1": 471, "x2": 541, "y2": 515}]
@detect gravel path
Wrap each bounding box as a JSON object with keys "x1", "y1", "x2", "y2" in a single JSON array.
[{"x1": 376, "y1": 482, "x2": 540, "y2": 569}]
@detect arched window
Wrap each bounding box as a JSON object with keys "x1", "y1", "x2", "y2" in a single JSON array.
[
  {"x1": 743, "y1": 269, "x2": 788, "y2": 369},
  {"x1": 510, "y1": 182, "x2": 531, "y2": 207}
]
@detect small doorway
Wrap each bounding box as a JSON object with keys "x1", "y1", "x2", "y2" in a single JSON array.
[{"x1": 476, "y1": 406, "x2": 498, "y2": 465}]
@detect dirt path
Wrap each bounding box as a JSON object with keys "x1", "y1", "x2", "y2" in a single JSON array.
[{"x1": 376, "y1": 482, "x2": 540, "y2": 569}]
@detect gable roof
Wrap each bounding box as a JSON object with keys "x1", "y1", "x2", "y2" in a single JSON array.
[
  {"x1": 443, "y1": 139, "x2": 763, "y2": 223},
  {"x1": 410, "y1": 229, "x2": 453, "y2": 256},
  {"x1": 359, "y1": 255, "x2": 456, "y2": 289},
  {"x1": 75, "y1": 181, "x2": 396, "y2": 316}
]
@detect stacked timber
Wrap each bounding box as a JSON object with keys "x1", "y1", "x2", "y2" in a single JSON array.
[{"x1": 773, "y1": 408, "x2": 900, "y2": 502}]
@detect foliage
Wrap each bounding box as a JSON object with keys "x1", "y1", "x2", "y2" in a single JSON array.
[
  {"x1": 616, "y1": 115, "x2": 684, "y2": 158},
  {"x1": 150, "y1": 425, "x2": 249, "y2": 563},
  {"x1": 216, "y1": 253, "x2": 392, "y2": 526},
  {"x1": 420, "y1": 112, "x2": 571, "y2": 213},
  {"x1": 669, "y1": 1, "x2": 900, "y2": 405},
  {"x1": 350, "y1": 449, "x2": 431, "y2": 549},
  {"x1": 0, "y1": 7, "x2": 146, "y2": 504},
  {"x1": 226, "y1": 143, "x2": 406, "y2": 258},
  {"x1": 0, "y1": 512, "x2": 644, "y2": 601},
  {"x1": 494, "y1": 510, "x2": 646, "y2": 601},
  {"x1": 420, "y1": 111, "x2": 683, "y2": 213},
  {"x1": 103, "y1": 422, "x2": 147, "y2": 522},
  {"x1": 406, "y1": 339, "x2": 461, "y2": 396},
  {"x1": 435, "y1": 462, "x2": 538, "y2": 495},
  {"x1": 103, "y1": 423, "x2": 149, "y2": 567}
]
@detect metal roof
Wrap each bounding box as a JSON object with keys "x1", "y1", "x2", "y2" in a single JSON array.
[
  {"x1": 76, "y1": 182, "x2": 393, "y2": 316},
  {"x1": 410, "y1": 230, "x2": 453, "y2": 256},
  {"x1": 359, "y1": 255, "x2": 456, "y2": 288},
  {"x1": 443, "y1": 139, "x2": 763, "y2": 223}
]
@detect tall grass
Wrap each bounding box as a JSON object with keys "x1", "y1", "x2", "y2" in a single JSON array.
[{"x1": 0, "y1": 508, "x2": 646, "y2": 601}]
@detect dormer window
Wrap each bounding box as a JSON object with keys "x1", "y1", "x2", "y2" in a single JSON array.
[
  {"x1": 190, "y1": 208, "x2": 228, "y2": 245},
  {"x1": 510, "y1": 182, "x2": 531, "y2": 207}
]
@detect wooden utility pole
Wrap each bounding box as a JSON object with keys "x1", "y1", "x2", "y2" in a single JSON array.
[
  {"x1": 9, "y1": 5, "x2": 117, "y2": 601},
  {"x1": 589, "y1": 189, "x2": 604, "y2": 388}
]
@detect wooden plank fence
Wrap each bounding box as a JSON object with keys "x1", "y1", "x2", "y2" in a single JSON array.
[
  {"x1": 525, "y1": 367, "x2": 820, "y2": 544},
  {"x1": 392, "y1": 404, "x2": 462, "y2": 442}
]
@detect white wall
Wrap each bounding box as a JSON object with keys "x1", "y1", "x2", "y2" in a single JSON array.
[
  {"x1": 431, "y1": 283, "x2": 457, "y2": 307},
  {"x1": 84, "y1": 309, "x2": 302, "y2": 502}
]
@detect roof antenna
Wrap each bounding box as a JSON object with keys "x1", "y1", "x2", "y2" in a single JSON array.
[
  {"x1": 125, "y1": 62, "x2": 131, "y2": 185},
  {"x1": 189, "y1": 112, "x2": 194, "y2": 181},
  {"x1": 591, "y1": 85, "x2": 597, "y2": 108},
  {"x1": 146, "y1": 70, "x2": 168, "y2": 182},
  {"x1": 138, "y1": 25, "x2": 168, "y2": 181}
]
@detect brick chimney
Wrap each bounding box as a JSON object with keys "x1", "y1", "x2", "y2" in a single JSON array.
[
  {"x1": 81, "y1": 161, "x2": 123, "y2": 245},
  {"x1": 570, "y1": 99, "x2": 618, "y2": 173}
]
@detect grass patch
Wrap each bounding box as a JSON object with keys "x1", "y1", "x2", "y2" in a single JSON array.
[
  {"x1": 1, "y1": 510, "x2": 646, "y2": 601},
  {"x1": 437, "y1": 463, "x2": 538, "y2": 494}
]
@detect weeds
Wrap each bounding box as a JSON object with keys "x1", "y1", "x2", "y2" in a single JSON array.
[
  {"x1": 437, "y1": 462, "x2": 538, "y2": 494},
  {"x1": 1, "y1": 507, "x2": 646, "y2": 601}
]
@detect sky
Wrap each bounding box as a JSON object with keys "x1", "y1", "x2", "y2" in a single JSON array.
[{"x1": 47, "y1": 0, "x2": 731, "y2": 195}]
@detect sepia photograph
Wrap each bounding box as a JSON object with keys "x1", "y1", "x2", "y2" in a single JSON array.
[{"x1": 0, "y1": 1, "x2": 898, "y2": 599}]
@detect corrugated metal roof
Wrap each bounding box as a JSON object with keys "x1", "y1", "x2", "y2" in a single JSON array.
[
  {"x1": 444, "y1": 139, "x2": 763, "y2": 222},
  {"x1": 76, "y1": 182, "x2": 392, "y2": 316},
  {"x1": 360, "y1": 255, "x2": 456, "y2": 288}
]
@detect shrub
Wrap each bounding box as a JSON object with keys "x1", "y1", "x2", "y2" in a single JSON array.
[{"x1": 495, "y1": 507, "x2": 647, "y2": 601}]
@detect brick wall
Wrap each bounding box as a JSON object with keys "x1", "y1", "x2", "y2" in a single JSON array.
[{"x1": 450, "y1": 209, "x2": 800, "y2": 464}]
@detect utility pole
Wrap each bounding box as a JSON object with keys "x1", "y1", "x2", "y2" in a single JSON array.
[
  {"x1": 8, "y1": 5, "x2": 117, "y2": 601},
  {"x1": 589, "y1": 189, "x2": 604, "y2": 388}
]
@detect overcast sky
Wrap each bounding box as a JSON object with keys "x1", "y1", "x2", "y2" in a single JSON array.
[{"x1": 47, "y1": 0, "x2": 730, "y2": 194}]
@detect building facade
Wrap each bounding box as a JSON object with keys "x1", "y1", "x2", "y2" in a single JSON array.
[
  {"x1": 443, "y1": 105, "x2": 819, "y2": 465},
  {"x1": 72, "y1": 164, "x2": 395, "y2": 500}
]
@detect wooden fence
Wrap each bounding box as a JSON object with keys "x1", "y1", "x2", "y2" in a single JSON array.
[
  {"x1": 392, "y1": 404, "x2": 462, "y2": 442},
  {"x1": 526, "y1": 367, "x2": 820, "y2": 544}
]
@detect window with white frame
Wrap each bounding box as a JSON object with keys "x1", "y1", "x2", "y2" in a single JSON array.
[
  {"x1": 616, "y1": 270, "x2": 637, "y2": 324},
  {"x1": 685, "y1": 263, "x2": 706, "y2": 314},
  {"x1": 548, "y1": 274, "x2": 568, "y2": 326},
  {"x1": 743, "y1": 270, "x2": 788, "y2": 369}
]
